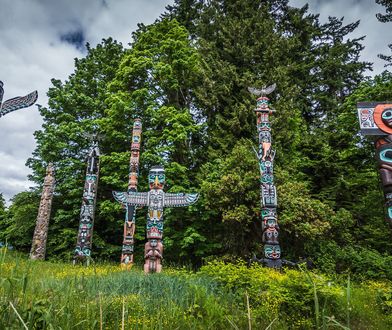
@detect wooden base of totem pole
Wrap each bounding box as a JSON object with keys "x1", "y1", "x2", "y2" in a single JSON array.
[{"x1": 120, "y1": 220, "x2": 135, "y2": 270}]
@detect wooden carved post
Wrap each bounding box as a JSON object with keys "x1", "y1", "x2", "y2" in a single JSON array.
[
  {"x1": 357, "y1": 102, "x2": 392, "y2": 225},
  {"x1": 247, "y1": 86, "x2": 300, "y2": 269},
  {"x1": 74, "y1": 141, "x2": 100, "y2": 265},
  {"x1": 120, "y1": 119, "x2": 142, "y2": 268},
  {"x1": 248, "y1": 84, "x2": 282, "y2": 268},
  {"x1": 113, "y1": 165, "x2": 198, "y2": 273},
  {"x1": 30, "y1": 163, "x2": 55, "y2": 260}
]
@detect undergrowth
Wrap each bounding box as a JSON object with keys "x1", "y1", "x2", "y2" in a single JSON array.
[{"x1": 0, "y1": 249, "x2": 391, "y2": 329}]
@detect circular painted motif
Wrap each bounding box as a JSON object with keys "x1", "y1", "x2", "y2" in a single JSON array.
[{"x1": 373, "y1": 104, "x2": 392, "y2": 134}]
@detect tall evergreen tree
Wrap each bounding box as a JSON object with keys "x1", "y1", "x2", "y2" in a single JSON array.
[
  {"x1": 376, "y1": 0, "x2": 392, "y2": 65},
  {"x1": 165, "y1": 0, "x2": 371, "y2": 261}
]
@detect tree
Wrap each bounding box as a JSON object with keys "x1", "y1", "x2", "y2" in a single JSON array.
[
  {"x1": 376, "y1": 0, "x2": 392, "y2": 65},
  {"x1": 166, "y1": 0, "x2": 372, "y2": 266},
  {"x1": 376, "y1": 0, "x2": 392, "y2": 22},
  {"x1": 0, "y1": 193, "x2": 7, "y2": 244},
  {"x1": 0, "y1": 191, "x2": 40, "y2": 251},
  {"x1": 103, "y1": 19, "x2": 205, "y2": 263},
  {"x1": 27, "y1": 38, "x2": 125, "y2": 260}
]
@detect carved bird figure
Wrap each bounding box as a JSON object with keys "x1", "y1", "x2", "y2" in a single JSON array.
[
  {"x1": 248, "y1": 83, "x2": 276, "y2": 97},
  {"x1": 0, "y1": 80, "x2": 38, "y2": 118}
]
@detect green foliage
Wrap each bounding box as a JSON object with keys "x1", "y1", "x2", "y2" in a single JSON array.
[
  {"x1": 1, "y1": 252, "x2": 391, "y2": 329},
  {"x1": 200, "y1": 260, "x2": 392, "y2": 329},
  {"x1": 0, "y1": 192, "x2": 40, "y2": 251},
  {"x1": 313, "y1": 242, "x2": 392, "y2": 280},
  {"x1": 198, "y1": 140, "x2": 259, "y2": 256},
  {"x1": 0, "y1": 193, "x2": 7, "y2": 240}
]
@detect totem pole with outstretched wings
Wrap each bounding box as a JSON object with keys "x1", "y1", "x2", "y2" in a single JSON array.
[{"x1": 114, "y1": 165, "x2": 198, "y2": 273}]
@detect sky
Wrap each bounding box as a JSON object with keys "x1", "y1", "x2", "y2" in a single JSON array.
[{"x1": 0, "y1": 0, "x2": 391, "y2": 204}]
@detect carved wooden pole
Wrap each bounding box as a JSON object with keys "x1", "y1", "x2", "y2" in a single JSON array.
[
  {"x1": 357, "y1": 102, "x2": 392, "y2": 225},
  {"x1": 113, "y1": 165, "x2": 198, "y2": 273},
  {"x1": 30, "y1": 163, "x2": 55, "y2": 260},
  {"x1": 73, "y1": 141, "x2": 100, "y2": 265},
  {"x1": 120, "y1": 119, "x2": 142, "y2": 268},
  {"x1": 248, "y1": 84, "x2": 289, "y2": 268}
]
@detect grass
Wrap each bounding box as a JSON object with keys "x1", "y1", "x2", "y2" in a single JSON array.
[{"x1": 1, "y1": 248, "x2": 391, "y2": 329}]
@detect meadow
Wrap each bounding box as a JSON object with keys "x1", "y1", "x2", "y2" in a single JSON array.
[{"x1": 0, "y1": 248, "x2": 391, "y2": 329}]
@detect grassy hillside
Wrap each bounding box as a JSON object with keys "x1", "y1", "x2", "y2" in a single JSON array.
[{"x1": 0, "y1": 248, "x2": 391, "y2": 329}]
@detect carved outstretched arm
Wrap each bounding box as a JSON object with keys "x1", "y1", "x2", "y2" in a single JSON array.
[
  {"x1": 164, "y1": 193, "x2": 199, "y2": 207},
  {"x1": 113, "y1": 191, "x2": 148, "y2": 207},
  {"x1": 0, "y1": 90, "x2": 38, "y2": 118}
]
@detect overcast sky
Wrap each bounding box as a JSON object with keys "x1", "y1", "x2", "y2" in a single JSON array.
[{"x1": 0, "y1": 0, "x2": 391, "y2": 204}]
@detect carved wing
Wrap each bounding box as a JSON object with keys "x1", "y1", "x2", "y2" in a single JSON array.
[
  {"x1": 248, "y1": 87, "x2": 262, "y2": 97},
  {"x1": 164, "y1": 193, "x2": 199, "y2": 207},
  {"x1": 0, "y1": 90, "x2": 38, "y2": 117},
  {"x1": 0, "y1": 81, "x2": 4, "y2": 104},
  {"x1": 248, "y1": 83, "x2": 276, "y2": 97},
  {"x1": 262, "y1": 83, "x2": 276, "y2": 95},
  {"x1": 113, "y1": 191, "x2": 148, "y2": 206}
]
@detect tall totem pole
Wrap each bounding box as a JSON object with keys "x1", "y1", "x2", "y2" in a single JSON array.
[
  {"x1": 120, "y1": 119, "x2": 142, "y2": 268},
  {"x1": 248, "y1": 84, "x2": 283, "y2": 268},
  {"x1": 30, "y1": 163, "x2": 55, "y2": 260},
  {"x1": 74, "y1": 140, "x2": 100, "y2": 265},
  {"x1": 113, "y1": 165, "x2": 198, "y2": 273},
  {"x1": 357, "y1": 102, "x2": 392, "y2": 225},
  {"x1": 0, "y1": 81, "x2": 38, "y2": 118}
]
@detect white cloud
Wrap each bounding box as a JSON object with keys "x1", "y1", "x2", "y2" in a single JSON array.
[{"x1": 0, "y1": 0, "x2": 173, "y2": 204}]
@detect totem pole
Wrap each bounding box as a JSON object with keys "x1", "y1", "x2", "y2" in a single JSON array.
[
  {"x1": 120, "y1": 119, "x2": 142, "y2": 268},
  {"x1": 0, "y1": 81, "x2": 38, "y2": 118},
  {"x1": 357, "y1": 102, "x2": 392, "y2": 225},
  {"x1": 30, "y1": 163, "x2": 55, "y2": 260},
  {"x1": 73, "y1": 140, "x2": 100, "y2": 265},
  {"x1": 113, "y1": 165, "x2": 198, "y2": 273},
  {"x1": 248, "y1": 84, "x2": 298, "y2": 268}
]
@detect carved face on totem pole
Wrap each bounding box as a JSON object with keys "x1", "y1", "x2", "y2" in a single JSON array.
[
  {"x1": 149, "y1": 166, "x2": 165, "y2": 190},
  {"x1": 376, "y1": 138, "x2": 392, "y2": 193},
  {"x1": 263, "y1": 228, "x2": 279, "y2": 244},
  {"x1": 264, "y1": 244, "x2": 281, "y2": 259},
  {"x1": 147, "y1": 166, "x2": 165, "y2": 240},
  {"x1": 381, "y1": 108, "x2": 392, "y2": 128},
  {"x1": 257, "y1": 97, "x2": 269, "y2": 110}
]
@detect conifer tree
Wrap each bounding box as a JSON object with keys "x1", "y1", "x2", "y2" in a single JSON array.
[{"x1": 376, "y1": 0, "x2": 392, "y2": 65}]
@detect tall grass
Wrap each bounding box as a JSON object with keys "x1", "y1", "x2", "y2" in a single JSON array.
[
  {"x1": 1, "y1": 249, "x2": 391, "y2": 329},
  {"x1": 0, "y1": 249, "x2": 246, "y2": 329}
]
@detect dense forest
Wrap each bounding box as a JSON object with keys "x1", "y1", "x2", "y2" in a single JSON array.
[{"x1": 1, "y1": 0, "x2": 392, "y2": 280}]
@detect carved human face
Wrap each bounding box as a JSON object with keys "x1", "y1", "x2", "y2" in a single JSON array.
[
  {"x1": 149, "y1": 166, "x2": 165, "y2": 189},
  {"x1": 256, "y1": 97, "x2": 269, "y2": 110}
]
